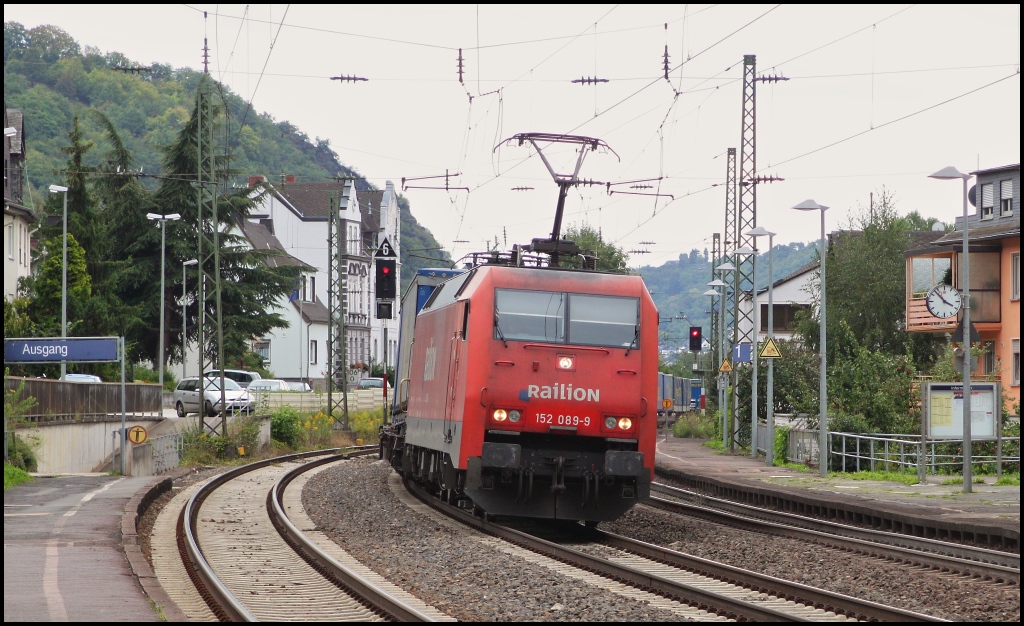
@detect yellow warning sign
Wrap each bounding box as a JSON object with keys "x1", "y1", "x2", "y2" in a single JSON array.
[
  {"x1": 662, "y1": 398, "x2": 673, "y2": 409},
  {"x1": 127, "y1": 425, "x2": 148, "y2": 445},
  {"x1": 719, "y1": 359, "x2": 733, "y2": 373},
  {"x1": 758, "y1": 337, "x2": 783, "y2": 359}
]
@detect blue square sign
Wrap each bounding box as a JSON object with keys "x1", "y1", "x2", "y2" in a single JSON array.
[{"x1": 732, "y1": 343, "x2": 751, "y2": 363}]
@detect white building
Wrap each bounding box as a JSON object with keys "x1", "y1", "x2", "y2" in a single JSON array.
[
  {"x1": 242, "y1": 177, "x2": 401, "y2": 388},
  {"x1": 4, "y1": 106, "x2": 34, "y2": 301},
  {"x1": 736, "y1": 259, "x2": 817, "y2": 344}
]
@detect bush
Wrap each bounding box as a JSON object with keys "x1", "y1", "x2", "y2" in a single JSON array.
[
  {"x1": 349, "y1": 410, "x2": 383, "y2": 444},
  {"x1": 672, "y1": 413, "x2": 716, "y2": 439},
  {"x1": 4, "y1": 462, "x2": 34, "y2": 490},
  {"x1": 772, "y1": 425, "x2": 790, "y2": 466},
  {"x1": 271, "y1": 405, "x2": 303, "y2": 448},
  {"x1": 6, "y1": 433, "x2": 38, "y2": 473}
]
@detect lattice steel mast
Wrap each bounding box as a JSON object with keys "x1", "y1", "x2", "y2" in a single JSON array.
[{"x1": 327, "y1": 182, "x2": 354, "y2": 429}]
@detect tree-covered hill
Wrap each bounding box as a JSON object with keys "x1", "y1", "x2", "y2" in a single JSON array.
[
  {"x1": 636, "y1": 243, "x2": 818, "y2": 352},
  {"x1": 4, "y1": 21, "x2": 449, "y2": 289}
]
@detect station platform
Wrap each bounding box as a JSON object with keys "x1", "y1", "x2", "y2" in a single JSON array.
[{"x1": 654, "y1": 434, "x2": 1020, "y2": 549}]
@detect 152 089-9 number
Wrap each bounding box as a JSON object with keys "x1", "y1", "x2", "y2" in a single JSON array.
[{"x1": 535, "y1": 413, "x2": 591, "y2": 427}]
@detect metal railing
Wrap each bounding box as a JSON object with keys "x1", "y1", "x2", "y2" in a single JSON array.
[{"x1": 152, "y1": 433, "x2": 183, "y2": 474}]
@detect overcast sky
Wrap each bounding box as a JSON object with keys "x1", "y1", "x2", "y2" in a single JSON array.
[{"x1": 5, "y1": 4, "x2": 1020, "y2": 267}]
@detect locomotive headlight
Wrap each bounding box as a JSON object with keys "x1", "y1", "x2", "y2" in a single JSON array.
[
  {"x1": 617, "y1": 417, "x2": 633, "y2": 430},
  {"x1": 557, "y1": 355, "x2": 574, "y2": 370},
  {"x1": 604, "y1": 416, "x2": 617, "y2": 429},
  {"x1": 493, "y1": 409, "x2": 508, "y2": 422},
  {"x1": 508, "y1": 410, "x2": 521, "y2": 423}
]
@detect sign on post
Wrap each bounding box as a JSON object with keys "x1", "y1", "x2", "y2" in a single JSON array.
[
  {"x1": 732, "y1": 343, "x2": 751, "y2": 363},
  {"x1": 4, "y1": 337, "x2": 119, "y2": 363},
  {"x1": 127, "y1": 425, "x2": 149, "y2": 445},
  {"x1": 923, "y1": 382, "x2": 1000, "y2": 439}
]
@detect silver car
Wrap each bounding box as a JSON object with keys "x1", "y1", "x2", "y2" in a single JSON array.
[{"x1": 173, "y1": 376, "x2": 254, "y2": 417}]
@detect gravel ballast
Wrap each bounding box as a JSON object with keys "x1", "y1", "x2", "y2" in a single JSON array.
[{"x1": 302, "y1": 458, "x2": 1020, "y2": 622}]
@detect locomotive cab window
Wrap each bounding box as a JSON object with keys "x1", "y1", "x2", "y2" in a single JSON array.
[
  {"x1": 494, "y1": 289, "x2": 565, "y2": 342},
  {"x1": 494, "y1": 289, "x2": 639, "y2": 349},
  {"x1": 568, "y1": 294, "x2": 639, "y2": 348}
]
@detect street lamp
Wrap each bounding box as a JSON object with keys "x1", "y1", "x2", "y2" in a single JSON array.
[
  {"x1": 715, "y1": 261, "x2": 736, "y2": 449},
  {"x1": 792, "y1": 199, "x2": 829, "y2": 477},
  {"x1": 929, "y1": 166, "x2": 974, "y2": 493},
  {"x1": 182, "y1": 259, "x2": 199, "y2": 381},
  {"x1": 748, "y1": 226, "x2": 777, "y2": 466},
  {"x1": 733, "y1": 245, "x2": 758, "y2": 458},
  {"x1": 147, "y1": 213, "x2": 182, "y2": 392},
  {"x1": 48, "y1": 184, "x2": 69, "y2": 380}
]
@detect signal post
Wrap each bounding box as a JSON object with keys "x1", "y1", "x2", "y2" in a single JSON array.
[{"x1": 375, "y1": 238, "x2": 397, "y2": 424}]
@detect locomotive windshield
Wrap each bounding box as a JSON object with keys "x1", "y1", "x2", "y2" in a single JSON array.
[{"x1": 494, "y1": 289, "x2": 639, "y2": 349}]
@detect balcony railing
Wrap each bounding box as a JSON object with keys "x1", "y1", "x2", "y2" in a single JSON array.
[{"x1": 906, "y1": 298, "x2": 957, "y2": 333}]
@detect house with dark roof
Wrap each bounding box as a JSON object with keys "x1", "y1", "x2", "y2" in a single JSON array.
[
  {"x1": 905, "y1": 163, "x2": 1019, "y2": 407},
  {"x1": 4, "y1": 104, "x2": 34, "y2": 300},
  {"x1": 243, "y1": 177, "x2": 401, "y2": 387}
]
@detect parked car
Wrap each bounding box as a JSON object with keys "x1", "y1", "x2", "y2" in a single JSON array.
[
  {"x1": 173, "y1": 376, "x2": 254, "y2": 417},
  {"x1": 287, "y1": 381, "x2": 312, "y2": 392},
  {"x1": 61, "y1": 373, "x2": 102, "y2": 383},
  {"x1": 247, "y1": 379, "x2": 291, "y2": 392},
  {"x1": 356, "y1": 377, "x2": 391, "y2": 391},
  {"x1": 202, "y1": 369, "x2": 262, "y2": 388}
]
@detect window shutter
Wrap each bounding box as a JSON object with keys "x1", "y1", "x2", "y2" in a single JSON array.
[
  {"x1": 981, "y1": 183, "x2": 994, "y2": 207},
  {"x1": 980, "y1": 183, "x2": 994, "y2": 207},
  {"x1": 1001, "y1": 179, "x2": 1013, "y2": 200}
]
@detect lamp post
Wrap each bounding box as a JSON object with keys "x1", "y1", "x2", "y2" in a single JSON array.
[
  {"x1": 715, "y1": 262, "x2": 736, "y2": 449},
  {"x1": 48, "y1": 184, "x2": 69, "y2": 380},
  {"x1": 929, "y1": 166, "x2": 974, "y2": 493},
  {"x1": 733, "y1": 245, "x2": 758, "y2": 457},
  {"x1": 748, "y1": 227, "x2": 777, "y2": 466},
  {"x1": 147, "y1": 213, "x2": 182, "y2": 392},
  {"x1": 793, "y1": 199, "x2": 829, "y2": 477},
  {"x1": 182, "y1": 259, "x2": 198, "y2": 381}
]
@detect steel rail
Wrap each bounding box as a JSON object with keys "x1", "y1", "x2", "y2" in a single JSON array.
[
  {"x1": 403, "y1": 478, "x2": 812, "y2": 622},
  {"x1": 593, "y1": 528, "x2": 943, "y2": 622},
  {"x1": 180, "y1": 447, "x2": 381, "y2": 621},
  {"x1": 269, "y1": 453, "x2": 438, "y2": 622},
  {"x1": 650, "y1": 482, "x2": 1019, "y2": 584}
]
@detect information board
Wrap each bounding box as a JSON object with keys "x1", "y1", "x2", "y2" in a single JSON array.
[{"x1": 924, "y1": 382, "x2": 1000, "y2": 440}]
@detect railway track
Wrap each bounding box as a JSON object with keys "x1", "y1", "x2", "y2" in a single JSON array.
[
  {"x1": 176, "y1": 449, "x2": 444, "y2": 621},
  {"x1": 649, "y1": 482, "x2": 1020, "y2": 585},
  {"x1": 400, "y1": 477, "x2": 945, "y2": 622}
]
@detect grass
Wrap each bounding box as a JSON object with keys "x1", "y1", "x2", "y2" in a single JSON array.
[
  {"x1": 833, "y1": 470, "x2": 919, "y2": 485},
  {"x1": 994, "y1": 474, "x2": 1020, "y2": 486},
  {"x1": 4, "y1": 462, "x2": 34, "y2": 490},
  {"x1": 777, "y1": 461, "x2": 815, "y2": 474}
]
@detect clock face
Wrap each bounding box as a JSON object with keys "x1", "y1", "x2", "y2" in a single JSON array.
[{"x1": 925, "y1": 284, "x2": 962, "y2": 319}]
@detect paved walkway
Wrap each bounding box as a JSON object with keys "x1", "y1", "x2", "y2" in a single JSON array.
[{"x1": 3, "y1": 474, "x2": 168, "y2": 622}]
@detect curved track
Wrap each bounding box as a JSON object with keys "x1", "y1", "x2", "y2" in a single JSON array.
[{"x1": 178, "y1": 449, "x2": 441, "y2": 621}]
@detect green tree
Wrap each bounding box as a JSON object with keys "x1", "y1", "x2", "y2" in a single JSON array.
[
  {"x1": 147, "y1": 79, "x2": 301, "y2": 367},
  {"x1": 561, "y1": 222, "x2": 629, "y2": 273},
  {"x1": 795, "y1": 189, "x2": 943, "y2": 368}
]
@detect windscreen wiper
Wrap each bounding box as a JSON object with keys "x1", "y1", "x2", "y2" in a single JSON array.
[
  {"x1": 625, "y1": 325, "x2": 639, "y2": 356},
  {"x1": 494, "y1": 311, "x2": 508, "y2": 347}
]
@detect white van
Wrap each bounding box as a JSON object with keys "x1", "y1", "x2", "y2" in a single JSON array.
[{"x1": 202, "y1": 369, "x2": 262, "y2": 389}]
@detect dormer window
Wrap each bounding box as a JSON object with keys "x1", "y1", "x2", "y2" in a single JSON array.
[
  {"x1": 980, "y1": 183, "x2": 994, "y2": 220},
  {"x1": 1000, "y1": 179, "x2": 1013, "y2": 216}
]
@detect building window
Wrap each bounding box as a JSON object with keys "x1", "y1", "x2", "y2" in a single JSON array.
[
  {"x1": 309, "y1": 340, "x2": 317, "y2": 364},
  {"x1": 1000, "y1": 179, "x2": 1013, "y2": 216},
  {"x1": 253, "y1": 339, "x2": 271, "y2": 364},
  {"x1": 1013, "y1": 253, "x2": 1020, "y2": 301},
  {"x1": 6, "y1": 224, "x2": 12, "y2": 259},
  {"x1": 309, "y1": 276, "x2": 316, "y2": 302},
  {"x1": 983, "y1": 343, "x2": 996, "y2": 377},
  {"x1": 1013, "y1": 339, "x2": 1020, "y2": 387},
  {"x1": 980, "y1": 183, "x2": 994, "y2": 220}
]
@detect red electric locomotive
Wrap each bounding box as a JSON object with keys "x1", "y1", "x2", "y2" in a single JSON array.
[{"x1": 381, "y1": 260, "x2": 658, "y2": 522}]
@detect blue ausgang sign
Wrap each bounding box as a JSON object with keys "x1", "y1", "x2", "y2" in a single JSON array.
[{"x1": 4, "y1": 337, "x2": 119, "y2": 363}]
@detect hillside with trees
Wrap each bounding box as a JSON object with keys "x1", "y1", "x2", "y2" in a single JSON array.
[{"x1": 3, "y1": 21, "x2": 449, "y2": 293}]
